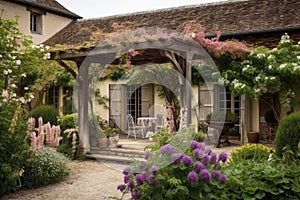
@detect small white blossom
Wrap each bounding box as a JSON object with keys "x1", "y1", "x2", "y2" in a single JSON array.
[
  {"x1": 11, "y1": 84, "x2": 17, "y2": 88},
  {"x1": 15, "y1": 60, "x2": 21, "y2": 65},
  {"x1": 7, "y1": 69, "x2": 12, "y2": 74},
  {"x1": 21, "y1": 73, "x2": 26, "y2": 77},
  {"x1": 24, "y1": 87, "x2": 29, "y2": 90},
  {"x1": 257, "y1": 54, "x2": 265, "y2": 58},
  {"x1": 30, "y1": 94, "x2": 34, "y2": 99},
  {"x1": 268, "y1": 65, "x2": 272, "y2": 69},
  {"x1": 279, "y1": 63, "x2": 287, "y2": 69},
  {"x1": 191, "y1": 32, "x2": 196, "y2": 38},
  {"x1": 297, "y1": 56, "x2": 300, "y2": 60},
  {"x1": 270, "y1": 77, "x2": 276, "y2": 80}
]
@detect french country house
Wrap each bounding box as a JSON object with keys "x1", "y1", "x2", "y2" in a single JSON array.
[
  {"x1": 0, "y1": 0, "x2": 82, "y2": 114},
  {"x1": 36, "y1": 0, "x2": 300, "y2": 151}
]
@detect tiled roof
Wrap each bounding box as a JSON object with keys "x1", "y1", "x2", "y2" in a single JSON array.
[
  {"x1": 44, "y1": 0, "x2": 300, "y2": 47},
  {"x1": 6, "y1": 0, "x2": 82, "y2": 19}
]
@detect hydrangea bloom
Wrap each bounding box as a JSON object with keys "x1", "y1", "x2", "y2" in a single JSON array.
[
  {"x1": 171, "y1": 153, "x2": 183, "y2": 164},
  {"x1": 220, "y1": 174, "x2": 227, "y2": 184},
  {"x1": 150, "y1": 165, "x2": 158, "y2": 175},
  {"x1": 210, "y1": 152, "x2": 217, "y2": 164},
  {"x1": 160, "y1": 144, "x2": 175, "y2": 154},
  {"x1": 213, "y1": 170, "x2": 221, "y2": 181},
  {"x1": 200, "y1": 169, "x2": 211, "y2": 182},
  {"x1": 218, "y1": 152, "x2": 227, "y2": 162},
  {"x1": 145, "y1": 150, "x2": 151, "y2": 160},
  {"x1": 194, "y1": 161, "x2": 205, "y2": 172},
  {"x1": 182, "y1": 154, "x2": 193, "y2": 166},
  {"x1": 187, "y1": 171, "x2": 199, "y2": 186},
  {"x1": 117, "y1": 184, "x2": 126, "y2": 192}
]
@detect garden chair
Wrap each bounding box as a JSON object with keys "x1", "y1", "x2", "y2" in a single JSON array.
[
  {"x1": 126, "y1": 114, "x2": 145, "y2": 139},
  {"x1": 155, "y1": 114, "x2": 165, "y2": 132}
]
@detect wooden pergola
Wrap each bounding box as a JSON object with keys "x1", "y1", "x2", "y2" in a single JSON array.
[{"x1": 52, "y1": 36, "x2": 212, "y2": 152}]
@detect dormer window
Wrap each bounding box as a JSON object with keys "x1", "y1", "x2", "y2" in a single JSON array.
[{"x1": 30, "y1": 12, "x2": 42, "y2": 34}]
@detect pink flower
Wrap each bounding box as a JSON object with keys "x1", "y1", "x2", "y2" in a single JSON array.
[{"x1": 2, "y1": 89, "x2": 8, "y2": 97}]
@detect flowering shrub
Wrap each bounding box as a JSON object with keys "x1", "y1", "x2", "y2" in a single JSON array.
[
  {"x1": 117, "y1": 140, "x2": 228, "y2": 199},
  {"x1": 22, "y1": 147, "x2": 70, "y2": 188},
  {"x1": 229, "y1": 143, "x2": 272, "y2": 165}
]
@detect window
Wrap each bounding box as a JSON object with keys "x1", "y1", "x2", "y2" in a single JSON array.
[
  {"x1": 126, "y1": 85, "x2": 142, "y2": 122},
  {"x1": 218, "y1": 86, "x2": 240, "y2": 122},
  {"x1": 30, "y1": 12, "x2": 42, "y2": 34}
]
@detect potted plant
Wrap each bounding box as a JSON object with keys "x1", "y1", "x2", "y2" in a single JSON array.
[{"x1": 104, "y1": 128, "x2": 119, "y2": 146}]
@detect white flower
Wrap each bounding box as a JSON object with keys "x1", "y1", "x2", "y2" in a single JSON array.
[
  {"x1": 11, "y1": 84, "x2": 17, "y2": 88},
  {"x1": 254, "y1": 88, "x2": 261, "y2": 93},
  {"x1": 7, "y1": 69, "x2": 12, "y2": 74},
  {"x1": 21, "y1": 73, "x2": 26, "y2": 77},
  {"x1": 191, "y1": 32, "x2": 196, "y2": 38},
  {"x1": 268, "y1": 65, "x2": 272, "y2": 69},
  {"x1": 267, "y1": 55, "x2": 274, "y2": 60},
  {"x1": 30, "y1": 94, "x2": 34, "y2": 99},
  {"x1": 0, "y1": 54, "x2": 2, "y2": 58},
  {"x1": 45, "y1": 46, "x2": 50, "y2": 50},
  {"x1": 3, "y1": 70, "x2": 8, "y2": 75},
  {"x1": 12, "y1": 93, "x2": 16, "y2": 97},
  {"x1": 270, "y1": 77, "x2": 276, "y2": 80},
  {"x1": 257, "y1": 54, "x2": 265, "y2": 58},
  {"x1": 297, "y1": 56, "x2": 300, "y2": 60},
  {"x1": 24, "y1": 87, "x2": 29, "y2": 90},
  {"x1": 15, "y1": 60, "x2": 21, "y2": 65},
  {"x1": 255, "y1": 76, "x2": 260, "y2": 82},
  {"x1": 279, "y1": 63, "x2": 287, "y2": 69}
]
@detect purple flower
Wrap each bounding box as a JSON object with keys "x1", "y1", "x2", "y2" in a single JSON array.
[
  {"x1": 141, "y1": 172, "x2": 148, "y2": 182},
  {"x1": 218, "y1": 152, "x2": 227, "y2": 163},
  {"x1": 190, "y1": 140, "x2": 199, "y2": 149},
  {"x1": 147, "y1": 175, "x2": 153, "y2": 183},
  {"x1": 194, "y1": 161, "x2": 205, "y2": 172},
  {"x1": 145, "y1": 150, "x2": 151, "y2": 160},
  {"x1": 171, "y1": 153, "x2": 183, "y2": 164},
  {"x1": 150, "y1": 165, "x2": 158, "y2": 175},
  {"x1": 203, "y1": 155, "x2": 209, "y2": 165},
  {"x1": 117, "y1": 184, "x2": 126, "y2": 192},
  {"x1": 124, "y1": 174, "x2": 130, "y2": 183},
  {"x1": 213, "y1": 170, "x2": 221, "y2": 181},
  {"x1": 197, "y1": 142, "x2": 205, "y2": 150},
  {"x1": 153, "y1": 178, "x2": 159, "y2": 185},
  {"x1": 187, "y1": 171, "x2": 199, "y2": 186},
  {"x1": 182, "y1": 154, "x2": 193, "y2": 166},
  {"x1": 128, "y1": 181, "x2": 134, "y2": 191},
  {"x1": 200, "y1": 169, "x2": 211, "y2": 182},
  {"x1": 220, "y1": 174, "x2": 227, "y2": 184},
  {"x1": 204, "y1": 147, "x2": 212, "y2": 155},
  {"x1": 132, "y1": 191, "x2": 141, "y2": 199},
  {"x1": 123, "y1": 167, "x2": 131, "y2": 175},
  {"x1": 210, "y1": 152, "x2": 217, "y2": 164},
  {"x1": 160, "y1": 144, "x2": 175, "y2": 154},
  {"x1": 139, "y1": 161, "x2": 147, "y2": 169},
  {"x1": 193, "y1": 148, "x2": 203, "y2": 159},
  {"x1": 135, "y1": 174, "x2": 144, "y2": 185}
]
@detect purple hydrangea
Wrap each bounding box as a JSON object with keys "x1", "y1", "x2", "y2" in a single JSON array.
[
  {"x1": 132, "y1": 191, "x2": 141, "y2": 199},
  {"x1": 213, "y1": 170, "x2": 221, "y2": 181},
  {"x1": 203, "y1": 155, "x2": 209, "y2": 166},
  {"x1": 218, "y1": 152, "x2": 227, "y2": 163},
  {"x1": 182, "y1": 154, "x2": 193, "y2": 166},
  {"x1": 204, "y1": 147, "x2": 212, "y2": 155},
  {"x1": 139, "y1": 161, "x2": 147, "y2": 169},
  {"x1": 171, "y1": 153, "x2": 183, "y2": 164},
  {"x1": 135, "y1": 174, "x2": 144, "y2": 185},
  {"x1": 194, "y1": 161, "x2": 206, "y2": 172},
  {"x1": 153, "y1": 178, "x2": 159, "y2": 186},
  {"x1": 210, "y1": 152, "x2": 217, "y2": 164},
  {"x1": 200, "y1": 169, "x2": 211, "y2": 182},
  {"x1": 145, "y1": 150, "x2": 151, "y2": 160},
  {"x1": 123, "y1": 167, "x2": 131, "y2": 175},
  {"x1": 160, "y1": 144, "x2": 175, "y2": 154},
  {"x1": 128, "y1": 181, "x2": 134, "y2": 191},
  {"x1": 193, "y1": 148, "x2": 203, "y2": 159},
  {"x1": 150, "y1": 165, "x2": 158, "y2": 175},
  {"x1": 117, "y1": 184, "x2": 126, "y2": 192},
  {"x1": 147, "y1": 175, "x2": 153, "y2": 183},
  {"x1": 124, "y1": 174, "x2": 130, "y2": 183},
  {"x1": 190, "y1": 140, "x2": 199, "y2": 149},
  {"x1": 220, "y1": 174, "x2": 227, "y2": 184},
  {"x1": 187, "y1": 171, "x2": 199, "y2": 186}
]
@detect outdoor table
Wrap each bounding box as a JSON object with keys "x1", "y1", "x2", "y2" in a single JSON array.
[{"x1": 137, "y1": 117, "x2": 157, "y2": 132}]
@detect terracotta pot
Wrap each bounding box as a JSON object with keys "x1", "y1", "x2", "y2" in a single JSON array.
[
  {"x1": 247, "y1": 131, "x2": 259, "y2": 143},
  {"x1": 98, "y1": 137, "x2": 109, "y2": 147},
  {"x1": 90, "y1": 139, "x2": 98, "y2": 147},
  {"x1": 110, "y1": 135, "x2": 119, "y2": 145}
]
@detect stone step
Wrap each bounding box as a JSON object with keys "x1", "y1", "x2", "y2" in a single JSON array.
[
  {"x1": 87, "y1": 147, "x2": 146, "y2": 164},
  {"x1": 90, "y1": 147, "x2": 145, "y2": 158},
  {"x1": 86, "y1": 153, "x2": 145, "y2": 165}
]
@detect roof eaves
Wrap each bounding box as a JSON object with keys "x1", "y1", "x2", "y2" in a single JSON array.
[{"x1": 5, "y1": 0, "x2": 82, "y2": 19}]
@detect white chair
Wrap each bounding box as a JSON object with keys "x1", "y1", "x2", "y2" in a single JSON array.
[
  {"x1": 155, "y1": 114, "x2": 165, "y2": 132},
  {"x1": 126, "y1": 114, "x2": 145, "y2": 139}
]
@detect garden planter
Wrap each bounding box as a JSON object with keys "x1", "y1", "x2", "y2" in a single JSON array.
[
  {"x1": 247, "y1": 131, "x2": 259, "y2": 143},
  {"x1": 110, "y1": 135, "x2": 119, "y2": 146},
  {"x1": 98, "y1": 137, "x2": 109, "y2": 147},
  {"x1": 90, "y1": 138, "x2": 98, "y2": 147}
]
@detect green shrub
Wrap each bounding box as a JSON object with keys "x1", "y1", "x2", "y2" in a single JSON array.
[
  {"x1": 27, "y1": 105, "x2": 59, "y2": 126},
  {"x1": 59, "y1": 113, "x2": 78, "y2": 131},
  {"x1": 22, "y1": 147, "x2": 69, "y2": 188},
  {"x1": 229, "y1": 143, "x2": 272, "y2": 164},
  {"x1": 275, "y1": 111, "x2": 300, "y2": 158},
  {"x1": 0, "y1": 105, "x2": 32, "y2": 196}
]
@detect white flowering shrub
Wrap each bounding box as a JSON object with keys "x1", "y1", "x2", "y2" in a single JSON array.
[{"x1": 22, "y1": 147, "x2": 70, "y2": 188}]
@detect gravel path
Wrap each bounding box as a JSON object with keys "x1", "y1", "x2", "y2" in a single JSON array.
[{"x1": 2, "y1": 160, "x2": 129, "y2": 200}]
